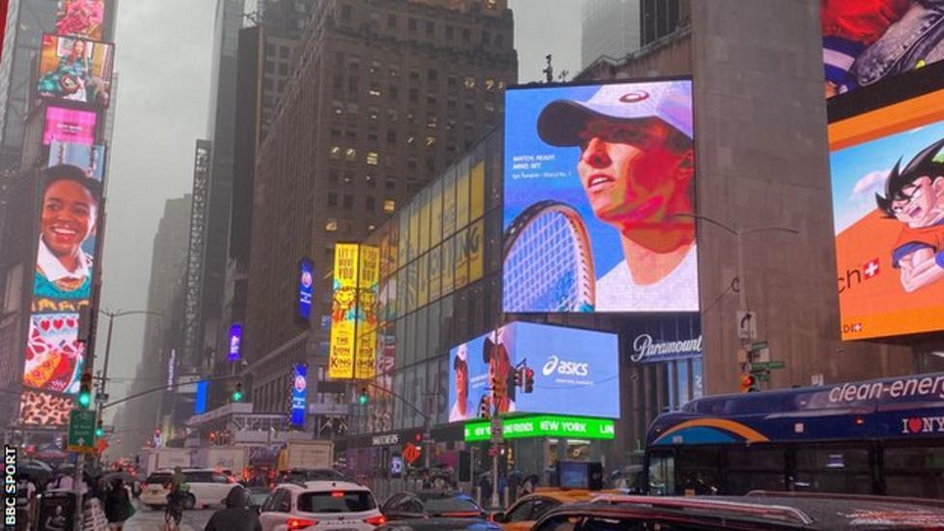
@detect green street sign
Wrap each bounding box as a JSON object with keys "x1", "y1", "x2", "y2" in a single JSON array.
[
  {"x1": 67, "y1": 409, "x2": 96, "y2": 453},
  {"x1": 464, "y1": 415, "x2": 615, "y2": 442},
  {"x1": 753, "y1": 360, "x2": 785, "y2": 370},
  {"x1": 750, "y1": 341, "x2": 769, "y2": 352}
]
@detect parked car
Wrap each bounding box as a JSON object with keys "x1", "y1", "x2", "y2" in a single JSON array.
[
  {"x1": 382, "y1": 491, "x2": 485, "y2": 521},
  {"x1": 259, "y1": 480, "x2": 385, "y2": 530},
  {"x1": 490, "y1": 488, "x2": 612, "y2": 530},
  {"x1": 531, "y1": 492, "x2": 944, "y2": 530},
  {"x1": 139, "y1": 467, "x2": 237, "y2": 510},
  {"x1": 375, "y1": 517, "x2": 500, "y2": 531}
]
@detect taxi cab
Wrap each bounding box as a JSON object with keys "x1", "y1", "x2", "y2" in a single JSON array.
[{"x1": 490, "y1": 488, "x2": 615, "y2": 530}]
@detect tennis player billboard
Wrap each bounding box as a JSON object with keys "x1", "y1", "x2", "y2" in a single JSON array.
[
  {"x1": 503, "y1": 79, "x2": 698, "y2": 313},
  {"x1": 447, "y1": 322, "x2": 619, "y2": 422},
  {"x1": 829, "y1": 74, "x2": 944, "y2": 339}
]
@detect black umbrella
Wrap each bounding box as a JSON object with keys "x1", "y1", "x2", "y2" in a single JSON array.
[
  {"x1": 101, "y1": 471, "x2": 134, "y2": 484},
  {"x1": 19, "y1": 459, "x2": 53, "y2": 476}
]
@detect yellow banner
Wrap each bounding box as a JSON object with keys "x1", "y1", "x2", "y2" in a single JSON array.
[
  {"x1": 329, "y1": 244, "x2": 359, "y2": 379},
  {"x1": 355, "y1": 245, "x2": 380, "y2": 380},
  {"x1": 471, "y1": 160, "x2": 485, "y2": 221},
  {"x1": 469, "y1": 218, "x2": 485, "y2": 282}
]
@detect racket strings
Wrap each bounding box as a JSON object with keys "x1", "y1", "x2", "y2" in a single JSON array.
[{"x1": 505, "y1": 211, "x2": 583, "y2": 311}]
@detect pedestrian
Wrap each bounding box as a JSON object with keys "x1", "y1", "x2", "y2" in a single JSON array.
[
  {"x1": 204, "y1": 485, "x2": 263, "y2": 531},
  {"x1": 14, "y1": 473, "x2": 36, "y2": 531},
  {"x1": 103, "y1": 478, "x2": 134, "y2": 530}
]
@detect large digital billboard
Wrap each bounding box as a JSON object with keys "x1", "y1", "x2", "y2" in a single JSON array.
[
  {"x1": 503, "y1": 79, "x2": 698, "y2": 313},
  {"x1": 291, "y1": 363, "x2": 307, "y2": 426},
  {"x1": 44, "y1": 106, "x2": 97, "y2": 146},
  {"x1": 21, "y1": 157, "x2": 104, "y2": 425},
  {"x1": 329, "y1": 244, "x2": 359, "y2": 379},
  {"x1": 829, "y1": 72, "x2": 944, "y2": 339},
  {"x1": 37, "y1": 34, "x2": 113, "y2": 108},
  {"x1": 447, "y1": 322, "x2": 619, "y2": 422},
  {"x1": 354, "y1": 246, "x2": 379, "y2": 380},
  {"x1": 822, "y1": 1, "x2": 944, "y2": 99},
  {"x1": 56, "y1": 0, "x2": 106, "y2": 40},
  {"x1": 297, "y1": 258, "x2": 313, "y2": 320}
]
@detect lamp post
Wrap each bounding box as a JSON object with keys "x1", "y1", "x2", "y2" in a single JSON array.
[{"x1": 675, "y1": 213, "x2": 799, "y2": 384}]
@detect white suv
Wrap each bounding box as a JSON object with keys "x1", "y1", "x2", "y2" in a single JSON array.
[
  {"x1": 140, "y1": 468, "x2": 236, "y2": 510},
  {"x1": 259, "y1": 480, "x2": 385, "y2": 530}
]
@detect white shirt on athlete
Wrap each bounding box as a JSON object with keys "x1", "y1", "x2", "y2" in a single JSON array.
[{"x1": 595, "y1": 244, "x2": 699, "y2": 312}]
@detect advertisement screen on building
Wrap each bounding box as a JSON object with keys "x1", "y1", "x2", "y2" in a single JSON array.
[
  {"x1": 829, "y1": 68, "x2": 944, "y2": 339},
  {"x1": 297, "y1": 258, "x2": 313, "y2": 320},
  {"x1": 48, "y1": 141, "x2": 105, "y2": 180},
  {"x1": 502, "y1": 79, "x2": 698, "y2": 313},
  {"x1": 44, "y1": 106, "x2": 97, "y2": 146},
  {"x1": 20, "y1": 156, "x2": 105, "y2": 426},
  {"x1": 447, "y1": 322, "x2": 619, "y2": 422},
  {"x1": 291, "y1": 363, "x2": 307, "y2": 426},
  {"x1": 194, "y1": 380, "x2": 209, "y2": 415},
  {"x1": 227, "y1": 323, "x2": 242, "y2": 362},
  {"x1": 56, "y1": 0, "x2": 107, "y2": 40},
  {"x1": 37, "y1": 34, "x2": 114, "y2": 108},
  {"x1": 822, "y1": 1, "x2": 944, "y2": 99},
  {"x1": 329, "y1": 244, "x2": 359, "y2": 379}
]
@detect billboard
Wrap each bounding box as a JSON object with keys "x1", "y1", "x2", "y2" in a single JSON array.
[
  {"x1": 37, "y1": 34, "x2": 113, "y2": 107},
  {"x1": 447, "y1": 322, "x2": 619, "y2": 422},
  {"x1": 328, "y1": 244, "x2": 359, "y2": 379},
  {"x1": 48, "y1": 141, "x2": 105, "y2": 179},
  {"x1": 227, "y1": 323, "x2": 242, "y2": 362},
  {"x1": 829, "y1": 77, "x2": 944, "y2": 339},
  {"x1": 291, "y1": 363, "x2": 307, "y2": 426},
  {"x1": 56, "y1": 0, "x2": 106, "y2": 40},
  {"x1": 354, "y1": 246, "x2": 379, "y2": 380},
  {"x1": 297, "y1": 258, "x2": 313, "y2": 320},
  {"x1": 43, "y1": 106, "x2": 97, "y2": 145},
  {"x1": 822, "y1": 1, "x2": 944, "y2": 99},
  {"x1": 194, "y1": 380, "x2": 209, "y2": 415},
  {"x1": 502, "y1": 80, "x2": 698, "y2": 313},
  {"x1": 464, "y1": 415, "x2": 616, "y2": 442}
]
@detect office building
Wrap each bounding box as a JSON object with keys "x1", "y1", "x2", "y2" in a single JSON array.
[
  {"x1": 581, "y1": 0, "x2": 640, "y2": 69},
  {"x1": 244, "y1": 0, "x2": 517, "y2": 416}
]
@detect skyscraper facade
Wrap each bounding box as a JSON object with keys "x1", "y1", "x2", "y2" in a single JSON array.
[{"x1": 581, "y1": 0, "x2": 640, "y2": 69}]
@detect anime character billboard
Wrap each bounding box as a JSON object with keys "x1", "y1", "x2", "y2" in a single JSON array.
[{"x1": 830, "y1": 80, "x2": 944, "y2": 339}]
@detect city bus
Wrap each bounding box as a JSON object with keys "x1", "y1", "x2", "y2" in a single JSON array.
[{"x1": 644, "y1": 372, "x2": 944, "y2": 499}]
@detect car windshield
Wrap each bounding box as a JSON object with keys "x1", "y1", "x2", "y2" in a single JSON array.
[
  {"x1": 145, "y1": 473, "x2": 172, "y2": 485},
  {"x1": 297, "y1": 491, "x2": 376, "y2": 513},
  {"x1": 419, "y1": 496, "x2": 481, "y2": 515}
]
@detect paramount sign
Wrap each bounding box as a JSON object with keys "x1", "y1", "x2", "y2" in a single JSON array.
[{"x1": 631, "y1": 334, "x2": 702, "y2": 363}]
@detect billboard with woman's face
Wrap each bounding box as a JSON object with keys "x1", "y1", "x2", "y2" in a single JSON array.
[{"x1": 37, "y1": 34, "x2": 114, "y2": 108}]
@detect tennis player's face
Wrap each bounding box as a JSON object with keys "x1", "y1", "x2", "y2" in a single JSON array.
[
  {"x1": 41, "y1": 179, "x2": 96, "y2": 259},
  {"x1": 577, "y1": 118, "x2": 690, "y2": 229},
  {"x1": 455, "y1": 366, "x2": 468, "y2": 399}
]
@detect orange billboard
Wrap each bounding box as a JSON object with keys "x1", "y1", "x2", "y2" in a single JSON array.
[{"x1": 829, "y1": 85, "x2": 944, "y2": 339}]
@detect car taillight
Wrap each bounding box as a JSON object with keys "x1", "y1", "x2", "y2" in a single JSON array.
[
  {"x1": 286, "y1": 518, "x2": 317, "y2": 530},
  {"x1": 363, "y1": 514, "x2": 386, "y2": 526}
]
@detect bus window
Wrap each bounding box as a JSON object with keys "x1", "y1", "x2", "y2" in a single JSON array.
[
  {"x1": 724, "y1": 447, "x2": 786, "y2": 494},
  {"x1": 678, "y1": 448, "x2": 721, "y2": 495},
  {"x1": 648, "y1": 452, "x2": 675, "y2": 496},
  {"x1": 884, "y1": 446, "x2": 944, "y2": 499},
  {"x1": 795, "y1": 447, "x2": 871, "y2": 494}
]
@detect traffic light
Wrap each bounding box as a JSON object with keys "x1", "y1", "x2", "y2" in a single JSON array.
[
  {"x1": 95, "y1": 419, "x2": 104, "y2": 438},
  {"x1": 357, "y1": 387, "x2": 369, "y2": 406},
  {"x1": 524, "y1": 368, "x2": 534, "y2": 393},
  {"x1": 232, "y1": 381, "x2": 244, "y2": 402},
  {"x1": 740, "y1": 373, "x2": 759, "y2": 393},
  {"x1": 477, "y1": 395, "x2": 490, "y2": 419},
  {"x1": 77, "y1": 372, "x2": 93, "y2": 409}
]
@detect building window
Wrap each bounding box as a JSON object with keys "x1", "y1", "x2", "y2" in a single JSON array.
[
  {"x1": 389, "y1": 86, "x2": 399, "y2": 100},
  {"x1": 407, "y1": 135, "x2": 416, "y2": 145},
  {"x1": 408, "y1": 18, "x2": 417, "y2": 31},
  {"x1": 280, "y1": 46, "x2": 290, "y2": 59},
  {"x1": 368, "y1": 85, "x2": 381, "y2": 97},
  {"x1": 343, "y1": 194, "x2": 354, "y2": 208},
  {"x1": 425, "y1": 136, "x2": 436, "y2": 147},
  {"x1": 388, "y1": 109, "x2": 399, "y2": 121},
  {"x1": 387, "y1": 14, "x2": 396, "y2": 28},
  {"x1": 482, "y1": 31, "x2": 491, "y2": 45},
  {"x1": 426, "y1": 116, "x2": 438, "y2": 129},
  {"x1": 366, "y1": 174, "x2": 375, "y2": 187},
  {"x1": 341, "y1": 3, "x2": 351, "y2": 19},
  {"x1": 325, "y1": 218, "x2": 339, "y2": 231},
  {"x1": 384, "y1": 200, "x2": 396, "y2": 213},
  {"x1": 366, "y1": 152, "x2": 380, "y2": 166},
  {"x1": 409, "y1": 88, "x2": 418, "y2": 102},
  {"x1": 366, "y1": 197, "x2": 376, "y2": 211},
  {"x1": 387, "y1": 130, "x2": 397, "y2": 143},
  {"x1": 328, "y1": 193, "x2": 338, "y2": 206},
  {"x1": 462, "y1": 28, "x2": 470, "y2": 41},
  {"x1": 410, "y1": 70, "x2": 420, "y2": 82},
  {"x1": 368, "y1": 106, "x2": 380, "y2": 120},
  {"x1": 464, "y1": 77, "x2": 475, "y2": 90},
  {"x1": 329, "y1": 146, "x2": 342, "y2": 159},
  {"x1": 279, "y1": 63, "x2": 289, "y2": 76},
  {"x1": 345, "y1": 148, "x2": 357, "y2": 161},
  {"x1": 426, "y1": 21, "x2": 434, "y2": 35},
  {"x1": 427, "y1": 95, "x2": 437, "y2": 107},
  {"x1": 485, "y1": 78, "x2": 497, "y2": 91},
  {"x1": 385, "y1": 179, "x2": 396, "y2": 190},
  {"x1": 445, "y1": 25, "x2": 454, "y2": 40}
]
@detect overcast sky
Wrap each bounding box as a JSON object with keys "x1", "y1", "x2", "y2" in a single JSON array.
[{"x1": 98, "y1": 0, "x2": 582, "y2": 426}]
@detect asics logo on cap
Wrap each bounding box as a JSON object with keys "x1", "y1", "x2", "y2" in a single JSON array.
[{"x1": 619, "y1": 90, "x2": 649, "y2": 103}]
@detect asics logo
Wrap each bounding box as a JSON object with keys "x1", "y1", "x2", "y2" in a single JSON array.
[{"x1": 542, "y1": 355, "x2": 589, "y2": 377}]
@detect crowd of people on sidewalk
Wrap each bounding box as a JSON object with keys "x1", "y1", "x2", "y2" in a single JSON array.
[{"x1": 13, "y1": 466, "x2": 136, "y2": 531}]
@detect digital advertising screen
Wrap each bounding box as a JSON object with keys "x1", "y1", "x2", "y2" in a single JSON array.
[
  {"x1": 37, "y1": 34, "x2": 114, "y2": 108},
  {"x1": 194, "y1": 380, "x2": 209, "y2": 415},
  {"x1": 502, "y1": 79, "x2": 698, "y2": 313},
  {"x1": 829, "y1": 71, "x2": 944, "y2": 339},
  {"x1": 21, "y1": 160, "x2": 104, "y2": 425},
  {"x1": 291, "y1": 363, "x2": 307, "y2": 426},
  {"x1": 822, "y1": 1, "x2": 944, "y2": 99},
  {"x1": 43, "y1": 106, "x2": 97, "y2": 146},
  {"x1": 48, "y1": 141, "x2": 105, "y2": 180},
  {"x1": 447, "y1": 322, "x2": 619, "y2": 422},
  {"x1": 56, "y1": 0, "x2": 106, "y2": 40},
  {"x1": 354, "y1": 245, "x2": 379, "y2": 380},
  {"x1": 328, "y1": 244, "x2": 359, "y2": 379},
  {"x1": 227, "y1": 323, "x2": 242, "y2": 362},
  {"x1": 297, "y1": 258, "x2": 313, "y2": 320}
]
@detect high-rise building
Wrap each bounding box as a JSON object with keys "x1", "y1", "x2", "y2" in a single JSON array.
[
  {"x1": 244, "y1": 0, "x2": 517, "y2": 413},
  {"x1": 581, "y1": 0, "x2": 641, "y2": 69},
  {"x1": 640, "y1": 0, "x2": 689, "y2": 47},
  {"x1": 112, "y1": 194, "x2": 192, "y2": 456}
]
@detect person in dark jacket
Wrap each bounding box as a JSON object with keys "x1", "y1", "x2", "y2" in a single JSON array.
[
  {"x1": 205, "y1": 485, "x2": 263, "y2": 531},
  {"x1": 104, "y1": 479, "x2": 133, "y2": 530}
]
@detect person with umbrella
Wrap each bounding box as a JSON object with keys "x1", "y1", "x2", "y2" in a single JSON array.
[{"x1": 104, "y1": 477, "x2": 134, "y2": 530}]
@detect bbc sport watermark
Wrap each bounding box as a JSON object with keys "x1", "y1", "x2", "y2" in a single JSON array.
[{"x1": 4, "y1": 445, "x2": 16, "y2": 527}]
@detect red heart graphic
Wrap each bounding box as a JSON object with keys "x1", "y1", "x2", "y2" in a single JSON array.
[
  {"x1": 66, "y1": 318, "x2": 76, "y2": 328},
  {"x1": 908, "y1": 417, "x2": 923, "y2": 434},
  {"x1": 52, "y1": 319, "x2": 64, "y2": 330},
  {"x1": 40, "y1": 320, "x2": 51, "y2": 332}
]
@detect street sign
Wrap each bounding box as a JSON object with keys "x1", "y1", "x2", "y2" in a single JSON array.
[
  {"x1": 737, "y1": 311, "x2": 756, "y2": 340},
  {"x1": 67, "y1": 409, "x2": 96, "y2": 453},
  {"x1": 756, "y1": 372, "x2": 771, "y2": 382},
  {"x1": 750, "y1": 341, "x2": 769, "y2": 352},
  {"x1": 752, "y1": 360, "x2": 785, "y2": 370}
]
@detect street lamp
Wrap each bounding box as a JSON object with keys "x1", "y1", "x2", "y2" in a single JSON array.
[{"x1": 96, "y1": 309, "x2": 164, "y2": 410}]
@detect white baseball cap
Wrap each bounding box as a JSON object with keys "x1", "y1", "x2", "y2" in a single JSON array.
[{"x1": 537, "y1": 80, "x2": 693, "y2": 147}]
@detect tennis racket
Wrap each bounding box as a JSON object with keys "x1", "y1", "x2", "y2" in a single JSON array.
[{"x1": 503, "y1": 200, "x2": 595, "y2": 312}]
